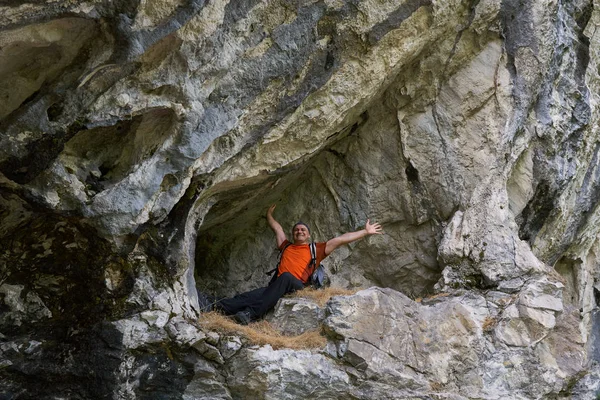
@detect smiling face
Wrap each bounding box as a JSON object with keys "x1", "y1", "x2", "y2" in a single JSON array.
[{"x1": 292, "y1": 223, "x2": 311, "y2": 244}]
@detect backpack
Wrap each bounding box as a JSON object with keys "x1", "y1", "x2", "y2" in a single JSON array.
[{"x1": 266, "y1": 242, "x2": 327, "y2": 288}]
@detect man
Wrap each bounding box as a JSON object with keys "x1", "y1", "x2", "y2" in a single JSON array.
[{"x1": 207, "y1": 204, "x2": 383, "y2": 324}]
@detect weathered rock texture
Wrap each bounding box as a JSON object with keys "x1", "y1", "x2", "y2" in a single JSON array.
[{"x1": 1, "y1": 0, "x2": 600, "y2": 398}]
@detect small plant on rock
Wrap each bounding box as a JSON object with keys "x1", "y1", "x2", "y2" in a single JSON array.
[{"x1": 482, "y1": 316, "x2": 498, "y2": 332}]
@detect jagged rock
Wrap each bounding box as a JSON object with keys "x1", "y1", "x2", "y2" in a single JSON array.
[
  {"x1": 165, "y1": 316, "x2": 207, "y2": 346},
  {"x1": 227, "y1": 345, "x2": 351, "y2": 399},
  {"x1": 268, "y1": 297, "x2": 325, "y2": 335},
  {"x1": 205, "y1": 331, "x2": 220, "y2": 346},
  {"x1": 325, "y1": 287, "x2": 486, "y2": 393},
  {"x1": 192, "y1": 341, "x2": 225, "y2": 365},
  {"x1": 322, "y1": 286, "x2": 588, "y2": 399},
  {"x1": 112, "y1": 316, "x2": 168, "y2": 350},
  {"x1": 140, "y1": 310, "x2": 170, "y2": 329},
  {"x1": 218, "y1": 335, "x2": 242, "y2": 360},
  {"x1": 0, "y1": 284, "x2": 52, "y2": 327},
  {"x1": 183, "y1": 358, "x2": 232, "y2": 400},
  {"x1": 495, "y1": 276, "x2": 565, "y2": 346}
]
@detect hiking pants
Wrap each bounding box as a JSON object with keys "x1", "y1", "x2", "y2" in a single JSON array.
[{"x1": 217, "y1": 272, "x2": 304, "y2": 319}]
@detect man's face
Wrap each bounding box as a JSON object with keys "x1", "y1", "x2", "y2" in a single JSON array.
[{"x1": 292, "y1": 224, "x2": 310, "y2": 244}]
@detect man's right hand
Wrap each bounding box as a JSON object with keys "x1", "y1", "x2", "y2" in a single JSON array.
[{"x1": 266, "y1": 204, "x2": 286, "y2": 247}]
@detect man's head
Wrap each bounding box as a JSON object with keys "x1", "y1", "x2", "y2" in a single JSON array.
[{"x1": 292, "y1": 221, "x2": 311, "y2": 244}]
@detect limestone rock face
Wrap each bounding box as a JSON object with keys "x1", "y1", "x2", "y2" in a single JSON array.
[
  {"x1": 268, "y1": 297, "x2": 325, "y2": 335},
  {"x1": 324, "y1": 287, "x2": 585, "y2": 399},
  {"x1": 1, "y1": 0, "x2": 600, "y2": 398}
]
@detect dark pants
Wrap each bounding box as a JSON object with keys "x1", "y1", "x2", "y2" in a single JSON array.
[{"x1": 217, "y1": 272, "x2": 304, "y2": 320}]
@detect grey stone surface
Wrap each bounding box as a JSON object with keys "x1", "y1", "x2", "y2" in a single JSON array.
[
  {"x1": 183, "y1": 358, "x2": 232, "y2": 400},
  {"x1": 227, "y1": 345, "x2": 351, "y2": 400},
  {"x1": 0, "y1": 284, "x2": 52, "y2": 327},
  {"x1": 268, "y1": 297, "x2": 325, "y2": 335}
]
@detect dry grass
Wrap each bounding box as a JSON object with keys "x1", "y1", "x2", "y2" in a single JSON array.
[
  {"x1": 482, "y1": 316, "x2": 497, "y2": 332},
  {"x1": 288, "y1": 286, "x2": 358, "y2": 307},
  {"x1": 198, "y1": 286, "x2": 358, "y2": 350},
  {"x1": 200, "y1": 311, "x2": 327, "y2": 350},
  {"x1": 415, "y1": 292, "x2": 450, "y2": 303}
]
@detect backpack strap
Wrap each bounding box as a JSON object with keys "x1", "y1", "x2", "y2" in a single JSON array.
[
  {"x1": 306, "y1": 241, "x2": 327, "y2": 287},
  {"x1": 309, "y1": 242, "x2": 317, "y2": 270},
  {"x1": 303, "y1": 242, "x2": 317, "y2": 277},
  {"x1": 266, "y1": 242, "x2": 293, "y2": 282}
]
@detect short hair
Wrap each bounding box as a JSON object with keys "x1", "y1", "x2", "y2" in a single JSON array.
[{"x1": 292, "y1": 221, "x2": 310, "y2": 233}]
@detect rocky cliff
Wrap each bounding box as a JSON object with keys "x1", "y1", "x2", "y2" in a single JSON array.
[{"x1": 1, "y1": 0, "x2": 600, "y2": 398}]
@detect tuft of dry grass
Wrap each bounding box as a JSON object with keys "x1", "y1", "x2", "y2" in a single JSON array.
[
  {"x1": 415, "y1": 292, "x2": 450, "y2": 303},
  {"x1": 288, "y1": 286, "x2": 358, "y2": 307},
  {"x1": 482, "y1": 316, "x2": 498, "y2": 332},
  {"x1": 200, "y1": 311, "x2": 327, "y2": 350},
  {"x1": 429, "y1": 381, "x2": 444, "y2": 392}
]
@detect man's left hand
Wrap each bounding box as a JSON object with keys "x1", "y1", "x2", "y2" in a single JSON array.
[{"x1": 365, "y1": 219, "x2": 383, "y2": 235}]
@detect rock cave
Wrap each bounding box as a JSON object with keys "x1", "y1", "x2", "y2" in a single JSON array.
[{"x1": 1, "y1": 0, "x2": 600, "y2": 398}]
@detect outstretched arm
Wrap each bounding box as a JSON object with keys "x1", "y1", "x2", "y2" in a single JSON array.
[
  {"x1": 267, "y1": 204, "x2": 287, "y2": 248},
  {"x1": 325, "y1": 219, "x2": 383, "y2": 256}
]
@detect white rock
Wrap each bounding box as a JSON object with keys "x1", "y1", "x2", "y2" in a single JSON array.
[
  {"x1": 140, "y1": 310, "x2": 170, "y2": 329},
  {"x1": 518, "y1": 306, "x2": 556, "y2": 329},
  {"x1": 165, "y1": 317, "x2": 206, "y2": 346},
  {"x1": 112, "y1": 317, "x2": 168, "y2": 349},
  {"x1": 269, "y1": 297, "x2": 325, "y2": 335},
  {"x1": 219, "y1": 336, "x2": 242, "y2": 359}
]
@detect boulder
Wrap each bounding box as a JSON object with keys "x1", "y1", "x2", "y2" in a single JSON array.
[{"x1": 268, "y1": 297, "x2": 325, "y2": 335}]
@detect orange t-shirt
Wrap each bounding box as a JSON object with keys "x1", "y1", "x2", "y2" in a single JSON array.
[{"x1": 277, "y1": 240, "x2": 327, "y2": 283}]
